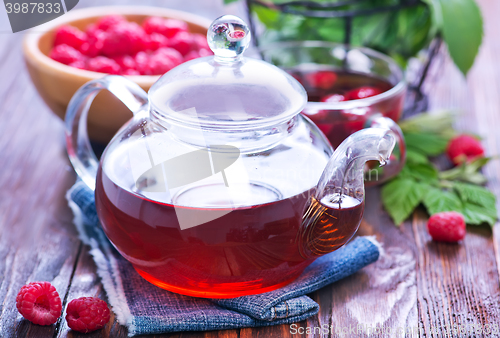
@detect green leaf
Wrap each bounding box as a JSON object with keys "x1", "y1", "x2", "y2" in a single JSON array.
[
  {"x1": 399, "y1": 111, "x2": 455, "y2": 136},
  {"x1": 223, "y1": 0, "x2": 240, "y2": 4},
  {"x1": 422, "y1": 187, "x2": 463, "y2": 215},
  {"x1": 427, "y1": 0, "x2": 484, "y2": 75},
  {"x1": 453, "y1": 182, "x2": 496, "y2": 210},
  {"x1": 254, "y1": 6, "x2": 280, "y2": 28},
  {"x1": 406, "y1": 148, "x2": 430, "y2": 164},
  {"x1": 407, "y1": 162, "x2": 439, "y2": 182},
  {"x1": 381, "y1": 177, "x2": 428, "y2": 225},
  {"x1": 461, "y1": 202, "x2": 497, "y2": 226},
  {"x1": 404, "y1": 132, "x2": 450, "y2": 156},
  {"x1": 422, "y1": 184, "x2": 497, "y2": 226}
]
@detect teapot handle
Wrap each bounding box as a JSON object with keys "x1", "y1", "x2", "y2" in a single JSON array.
[
  {"x1": 364, "y1": 114, "x2": 406, "y2": 185},
  {"x1": 65, "y1": 76, "x2": 149, "y2": 190}
]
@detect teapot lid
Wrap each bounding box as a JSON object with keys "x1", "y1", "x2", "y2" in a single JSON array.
[{"x1": 149, "y1": 15, "x2": 307, "y2": 130}]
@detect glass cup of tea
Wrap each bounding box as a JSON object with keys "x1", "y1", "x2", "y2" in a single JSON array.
[{"x1": 259, "y1": 41, "x2": 406, "y2": 184}]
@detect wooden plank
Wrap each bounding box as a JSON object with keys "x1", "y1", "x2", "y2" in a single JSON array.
[
  {"x1": 318, "y1": 187, "x2": 419, "y2": 338},
  {"x1": 412, "y1": 210, "x2": 500, "y2": 337},
  {"x1": 414, "y1": 0, "x2": 500, "y2": 336},
  {"x1": 0, "y1": 53, "x2": 81, "y2": 337}
]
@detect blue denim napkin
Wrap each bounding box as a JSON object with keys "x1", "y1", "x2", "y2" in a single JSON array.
[{"x1": 66, "y1": 180, "x2": 381, "y2": 336}]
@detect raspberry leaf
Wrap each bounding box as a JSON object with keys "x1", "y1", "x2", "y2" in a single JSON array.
[
  {"x1": 404, "y1": 132, "x2": 450, "y2": 156},
  {"x1": 406, "y1": 148, "x2": 430, "y2": 165},
  {"x1": 406, "y1": 162, "x2": 439, "y2": 182},
  {"x1": 399, "y1": 111, "x2": 455, "y2": 136},
  {"x1": 453, "y1": 182, "x2": 496, "y2": 209},
  {"x1": 461, "y1": 202, "x2": 497, "y2": 226},
  {"x1": 422, "y1": 187, "x2": 462, "y2": 215},
  {"x1": 381, "y1": 177, "x2": 429, "y2": 225},
  {"x1": 453, "y1": 182, "x2": 497, "y2": 226}
]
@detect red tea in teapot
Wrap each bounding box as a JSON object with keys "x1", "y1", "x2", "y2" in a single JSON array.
[
  {"x1": 96, "y1": 169, "x2": 363, "y2": 298},
  {"x1": 290, "y1": 69, "x2": 404, "y2": 148}
]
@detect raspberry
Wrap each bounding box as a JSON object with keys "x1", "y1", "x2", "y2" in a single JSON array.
[
  {"x1": 305, "y1": 71, "x2": 337, "y2": 90},
  {"x1": 134, "y1": 51, "x2": 151, "y2": 75},
  {"x1": 446, "y1": 135, "x2": 485, "y2": 165},
  {"x1": 346, "y1": 86, "x2": 383, "y2": 100},
  {"x1": 184, "y1": 50, "x2": 201, "y2": 62},
  {"x1": 153, "y1": 47, "x2": 183, "y2": 66},
  {"x1": 16, "y1": 282, "x2": 62, "y2": 326},
  {"x1": 166, "y1": 31, "x2": 193, "y2": 56},
  {"x1": 68, "y1": 60, "x2": 86, "y2": 70},
  {"x1": 427, "y1": 211, "x2": 466, "y2": 242},
  {"x1": 149, "y1": 54, "x2": 176, "y2": 75},
  {"x1": 143, "y1": 17, "x2": 188, "y2": 38},
  {"x1": 87, "y1": 56, "x2": 120, "y2": 74},
  {"x1": 79, "y1": 27, "x2": 106, "y2": 57},
  {"x1": 321, "y1": 93, "x2": 346, "y2": 103},
  {"x1": 112, "y1": 55, "x2": 136, "y2": 71},
  {"x1": 190, "y1": 33, "x2": 209, "y2": 50},
  {"x1": 101, "y1": 22, "x2": 147, "y2": 57},
  {"x1": 54, "y1": 25, "x2": 86, "y2": 50},
  {"x1": 96, "y1": 15, "x2": 126, "y2": 31},
  {"x1": 145, "y1": 33, "x2": 168, "y2": 51},
  {"x1": 49, "y1": 44, "x2": 84, "y2": 65},
  {"x1": 163, "y1": 18, "x2": 189, "y2": 37},
  {"x1": 65, "y1": 297, "x2": 110, "y2": 333},
  {"x1": 123, "y1": 69, "x2": 140, "y2": 75}
]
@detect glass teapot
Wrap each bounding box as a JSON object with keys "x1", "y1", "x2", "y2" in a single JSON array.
[{"x1": 65, "y1": 15, "x2": 396, "y2": 298}]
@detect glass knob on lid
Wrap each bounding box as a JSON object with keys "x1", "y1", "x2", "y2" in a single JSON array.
[
  {"x1": 148, "y1": 15, "x2": 307, "y2": 133},
  {"x1": 208, "y1": 15, "x2": 251, "y2": 61}
]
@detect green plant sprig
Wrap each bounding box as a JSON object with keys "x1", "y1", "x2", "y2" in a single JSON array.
[{"x1": 381, "y1": 111, "x2": 497, "y2": 226}]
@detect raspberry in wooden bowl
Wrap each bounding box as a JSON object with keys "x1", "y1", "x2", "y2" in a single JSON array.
[{"x1": 23, "y1": 6, "x2": 211, "y2": 143}]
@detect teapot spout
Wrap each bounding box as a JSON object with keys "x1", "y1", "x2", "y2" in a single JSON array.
[
  {"x1": 299, "y1": 128, "x2": 396, "y2": 258},
  {"x1": 316, "y1": 128, "x2": 396, "y2": 199}
]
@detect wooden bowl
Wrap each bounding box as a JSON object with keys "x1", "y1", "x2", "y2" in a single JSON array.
[{"x1": 23, "y1": 6, "x2": 211, "y2": 143}]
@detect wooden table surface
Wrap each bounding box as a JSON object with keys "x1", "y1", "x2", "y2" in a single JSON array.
[{"x1": 2, "y1": 0, "x2": 500, "y2": 337}]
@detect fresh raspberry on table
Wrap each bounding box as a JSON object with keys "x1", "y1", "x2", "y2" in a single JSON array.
[
  {"x1": 101, "y1": 22, "x2": 147, "y2": 57},
  {"x1": 446, "y1": 134, "x2": 485, "y2": 165},
  {"x1": 305, "y1": 71, "x2": 337, "y2": 90},
  {"x1": 427, "y1": 211, "x2": 466, "y2": 243},
  {"x1": 166, "y1": 32, "x2": 193, "y2": 56},
  {"x1": 54, "y1": 25, "x2": 86, "y2": 50},
  {"x1": 16, "y1": 282, "x2": 62, "y2": 326},
  {"x1": 346, "y1": 86, "x2": 383, "y2": 100},
  {"x1": 49, "y1": 44, "x2": 84, "y2": 65},
  {"x1": 96, "y1": 15, "x2": 126, "y2": 31},
  {"x1": 86, "y1": 56, "x2": 120, "y2": 74},
  {"x1": 65, "y1": 297, "x2": 110, "y2": 333},
  {"x1": 321, "y1": 93, "x2": 346, "y2": 103}
]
